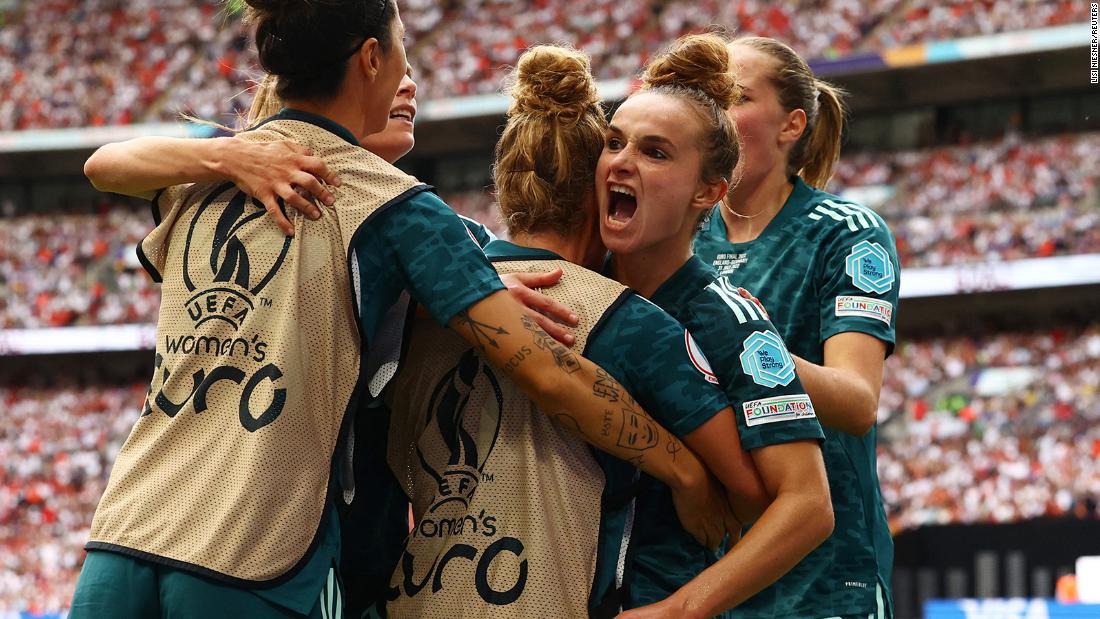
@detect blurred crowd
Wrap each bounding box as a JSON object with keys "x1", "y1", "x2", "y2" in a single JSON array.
[
  {"x1": 0, "y1": 0, "x2": 1087, "y2": 130},
  {"x1": 3, "y1": 324, "x2": 1098, "y2": 612},
  {"x1": 0, "y1": 202, "x2": 158, "y2": 329},
  {"x1": 0, "y1": 0, "x2": 254, "y2": 131},
  {"x1": 0, "y1": 131, "x2": 1097, "y2": 329},
  {"x1": 878, "y1": 324, "x2": 1100, "y2": 531},
  {"x1": 830, "y1": 132, "x2": 1100, "y2": 267},
  {"x1": 0, "y1": 383, "x2": 142, "y2": 615}
]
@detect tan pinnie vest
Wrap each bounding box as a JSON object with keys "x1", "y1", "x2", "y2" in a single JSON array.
[
  {"x1": 385, "y1": 258, "x2": 630, "y2": 618},
  {"x1": 88, "y1": 117, "x2": 423, "y2": 583}
]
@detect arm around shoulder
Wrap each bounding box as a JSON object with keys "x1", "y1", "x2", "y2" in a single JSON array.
[{"x1": 447, "y1": 290, "x2": 738, "y2": 550}]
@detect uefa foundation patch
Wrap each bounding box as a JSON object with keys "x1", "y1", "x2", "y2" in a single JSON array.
[
  {"x1": 739, "y1": 331, "x2": 796, "y2": 388},
  {"x1": 743, "y1": 394, "x2": 816, "y2": 427},
  {"x1": 835, "y1": 295, "x2": 893, "y2": 324}
]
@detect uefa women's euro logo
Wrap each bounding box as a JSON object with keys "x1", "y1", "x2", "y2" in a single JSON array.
[{"x1": 181, "y1": 184, "x2": 292, "y2": 330}]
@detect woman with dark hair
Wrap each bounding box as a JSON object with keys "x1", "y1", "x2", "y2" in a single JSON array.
[{"x1": 69, "y1": 3, "x2": 731, "y2": 617}]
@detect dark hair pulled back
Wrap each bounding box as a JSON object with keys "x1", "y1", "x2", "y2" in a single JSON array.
[{"x1": 245, "y1": 0, "x2": 396, "y2": 101}]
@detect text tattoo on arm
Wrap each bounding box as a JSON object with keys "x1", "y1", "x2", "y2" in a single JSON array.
[{"x1": 520, "y1": 314, "x2": 581, "y2": 374}]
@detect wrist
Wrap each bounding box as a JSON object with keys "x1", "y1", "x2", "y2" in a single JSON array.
[
  {"x1": 204, "y1": 137, "x2": 237, "y2": 182},
  {"x1": 669, "y1": 588, "x2": 709, "y2": 619},
  {"x1": 668, "y1": 449, "x2": 706, "y2": 493}
]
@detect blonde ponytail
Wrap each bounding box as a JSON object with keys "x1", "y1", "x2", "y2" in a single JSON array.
[
  {"x1": 798, "y1": 80, "x2": 846, "y2": 188},
  {"x1": 733, "y1": 37, "x2": 848, "y2": 189}
]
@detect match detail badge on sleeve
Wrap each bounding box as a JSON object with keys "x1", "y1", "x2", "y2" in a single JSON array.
[
  {"x1": 685, "y1": 331, "x2": 719, "y2": 384},
  {"x1": 835, "y1": 295, "x2": 893, "y2": 324},
  {"x1": 743, "y1": 394, "x2": 816, "y2": 427},
  {"x1": 845, "y1": 240, "x2": 895, "y2": 294},
  {"x1": 739, "y1": 331, "x2": 796, "y2": 388}
]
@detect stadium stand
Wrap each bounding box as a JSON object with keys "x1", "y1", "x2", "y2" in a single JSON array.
[
  {"x1": 0, "y1": 0, "x2": 1089, "y2": 130},
  {"x1": 0, "y1": 383, "x2": 144, "y2": 616},
  {"x1": 2, "y1": 325, "x2": 1098, "y2": 613},
  {"x1": 878, "y1": 325, "x2": 1100, "y2": 533},
  {"x1": 0, "y1": 131, "x2": 1097, "y2": 329},
  {"x1": 0, "y1": 0, "x2": 1097, "y2": 615}
]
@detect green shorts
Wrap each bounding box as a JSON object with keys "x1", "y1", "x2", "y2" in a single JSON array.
[
  {"x1": 820, "y1": 581, "x2": 890, "y2": 619},
  {"x1": 69, "y1": 551, "x2": 344, "y2": 619}
]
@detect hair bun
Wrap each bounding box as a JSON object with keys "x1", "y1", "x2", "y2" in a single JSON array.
[
  {"x1": 642, "y1": 33, "x2": 739, "y2": 110},
  {"x1": 242, "y1": 0, "x2": 293, "y2": 19},
  {"x1": 508, "y1": 45, "x2": 600, "y2": 118}
]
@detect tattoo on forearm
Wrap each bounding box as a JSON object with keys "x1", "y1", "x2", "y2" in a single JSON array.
[
  {"x1": 615, "y1": 396, "x2": 659, "y2": 451},
  {"x1": 553, "y1": 412, "x2": 585, "y2": 438},
  {"x1": 455, "y1": 310, "x2": 509, "y2": 352},
  {"x1": 520, "y1": 314, "x2": 581, "y2": 374},
  {"x1": 667, "y1": 438, "x2": 683, "y2": 461},
  {"x1": 593, "y1": 368, "x2": 621, "y2": 402}
]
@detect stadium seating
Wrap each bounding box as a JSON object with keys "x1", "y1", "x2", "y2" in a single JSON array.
[
  {"x1": 0, "y1": 0, "x2": 1088, "y2": 130},
  {"x1": 0, "y1": 132, "x2": 1097, "y2": 329},
  {"x1": 3, "y1": 325, "x2": 1098, "y2": 612},
  {"x1": 878, "y1": 325, "x2": 1100, "y2": 531},
  {"x1": 0, "y1": 384, "x2": 144, "y2": 615}
]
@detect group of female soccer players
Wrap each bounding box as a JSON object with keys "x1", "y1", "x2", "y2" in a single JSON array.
[{"x1": 73, "y1": 0, "x2": 899, "y2": 618}]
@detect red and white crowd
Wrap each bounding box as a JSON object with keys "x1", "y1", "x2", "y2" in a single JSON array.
[
  {"x1": 3, "y1": 325, "x2": 1099, "y2": 613},
  {"x1": 0, "y1": 131, "x2": 1097, "y2": 329},
  {"x1": 0, "y1": 384, "x2": 143, "y2": 616},
  {"x1": 878, "y1": 325, "x2": 1100, "y2": 531},
  {"x1": 830, "y1": 132, "x2": 1100, "y2": 268},
  {"x1": 0, "y1": 0, "x2": 1088, "y2": 130}
]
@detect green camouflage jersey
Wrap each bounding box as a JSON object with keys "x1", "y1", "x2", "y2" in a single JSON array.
[
  {"x1": 693, "y1": 176, "x2": 899, "y2": 618},
  {"x1": 489, "y1": 242, "x2": 732, "y2": 618},
  {"x1": 627, "y1": 255, "x2": 825, "y2": 614}
]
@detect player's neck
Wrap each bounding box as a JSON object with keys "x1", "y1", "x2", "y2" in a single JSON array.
[
  {"x1": 284, "y1": 92, "x2": 369, "y2": 145},
  {"x1": 609, "y1": 236, "x2": 694, "y2": 299},
  {"x1": 722, "y1": 169, "x2": 793, "y2": 244},
  {"x1": 511, "y1": 228, "x2": 605, "y2": 272}
]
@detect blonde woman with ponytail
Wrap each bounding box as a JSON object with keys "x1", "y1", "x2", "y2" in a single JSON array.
[
  {"x1": 692, "y1": 36, "x2": 900, "y2": 619},
  {"x1": 594, "y1": 33, "x2": 833, "y2": 619}
]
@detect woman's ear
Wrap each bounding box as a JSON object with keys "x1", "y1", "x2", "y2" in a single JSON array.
[
  {"x1": 691, "y1": 177, "x2": 730, "y2": 212},
  {"x1": 779, "y1": 108, "x2": 807, "y2": 148},
  {"x1": 356, "y1": 38, "x2": 383, "y2": 82}
]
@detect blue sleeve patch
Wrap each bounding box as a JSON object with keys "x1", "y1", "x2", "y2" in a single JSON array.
[
  {"x1": 739, "y1": 331, "x2": 796, "y2": 388},
  {"x1": 845, "y1": 240, "x2": 895, "y2": 294}
]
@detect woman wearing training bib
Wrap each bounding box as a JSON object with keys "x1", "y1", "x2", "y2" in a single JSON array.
[{"x1": 70, "y1": 3, "x2": 729, "y2": 617}]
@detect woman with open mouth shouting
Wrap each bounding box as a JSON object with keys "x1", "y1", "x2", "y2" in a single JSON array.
[{"x1": 600, "y1": 33, "x2": 834, "y2": 619}]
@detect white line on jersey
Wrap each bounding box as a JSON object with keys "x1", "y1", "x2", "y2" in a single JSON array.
[
  {"x1": 706, "y1": 278, "x2": 763, "y2": 324},
  {"x1": 807, "y1": 199, "x2": 881, "y2": 232}
]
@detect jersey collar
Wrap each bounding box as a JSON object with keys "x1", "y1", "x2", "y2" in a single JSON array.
[
  {"x1": 704, "y1": 175, "x2": 814, "y2": 248},
  {"x1": 650, "y1": 255, "x2": 718, "y2": 311},
  {"x1": 484, "y1": 239, "x2": 564, "y2": 262},
  {"x1": 248, "y1": 108, "x2": 360, "y2": 147}
]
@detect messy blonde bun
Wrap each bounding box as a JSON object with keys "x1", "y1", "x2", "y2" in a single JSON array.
[
  {"x1": 508, "y1": 46, "x2": 600, "y2": 119},
  {"x1": 494, "y1": 45, "x2": 606, "y2": 237},
  {"x1": 643, "y1": 33, "x2": 740, "y2": 110},
  {"x1": 637, "y1": 32, "x2": 740, "y2": 186}
]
